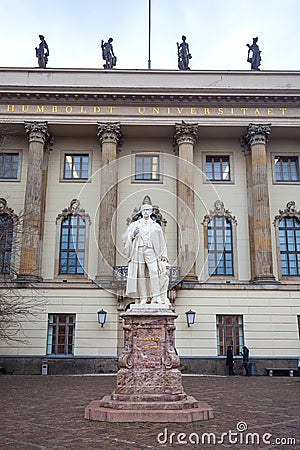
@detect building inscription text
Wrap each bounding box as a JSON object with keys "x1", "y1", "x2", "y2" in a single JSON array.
[{"x1": 1, "y1": 104, "x2": 292, "y2": 118}]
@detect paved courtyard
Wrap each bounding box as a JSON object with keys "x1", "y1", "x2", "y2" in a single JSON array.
[{"x1": 0, "y1": 374, "x2": 299, "y2": 449}]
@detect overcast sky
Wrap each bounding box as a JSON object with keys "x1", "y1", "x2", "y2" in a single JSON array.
[{"x1": 0, "y1": 0, "x2": 299, "y2": 71}]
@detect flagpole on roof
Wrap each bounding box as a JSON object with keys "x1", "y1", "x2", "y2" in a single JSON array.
[{"x1": 148, "y1": 0, "x2": 151, "y2": 69}]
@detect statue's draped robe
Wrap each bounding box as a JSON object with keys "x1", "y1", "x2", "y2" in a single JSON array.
[{"x1": 123, "y1": 218, "x2": 168, "y2": 298}]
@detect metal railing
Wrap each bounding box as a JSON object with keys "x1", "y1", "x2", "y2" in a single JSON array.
[{"x1": 112, "y1": 265, "x2": 181, "y2": 287}]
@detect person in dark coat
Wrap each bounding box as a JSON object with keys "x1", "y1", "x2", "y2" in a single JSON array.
[
  {"x1": 226, "y1": 345, "x2": 235, "y2": 375},
  {"x1": 241, "y1": 346, "x2": 250, "y2": 376}
]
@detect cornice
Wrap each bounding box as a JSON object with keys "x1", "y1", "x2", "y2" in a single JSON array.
[
  {"x1": 0, "y1": 91, "x2": 299, "y2": 106},
  {"x1": 0, "y1": 68, "x2": 300, "y2": 106}
]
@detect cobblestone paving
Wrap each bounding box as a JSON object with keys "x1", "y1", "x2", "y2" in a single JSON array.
[{"x1": 0, "y1": 375, "x2": 299, "y2": 449}]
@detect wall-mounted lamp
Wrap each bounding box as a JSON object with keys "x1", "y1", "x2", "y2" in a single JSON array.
[
  {"x1": 97, "y1": 309, "x2": 107, "y2": 327},
  {"x1": 185, "y1": 309, "x2": 196, "y2": 327}
]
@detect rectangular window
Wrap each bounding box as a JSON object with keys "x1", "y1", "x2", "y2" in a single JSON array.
[
  {"x1": 47, "y1": 314, "x2": 76, "y2": 355},
  {"x1": 274, "y1": 156, "x2": 299, "y2": 182},
  {"x1": 135, "y1": 155, "x2": 160, "y2": 181},
  {"x1": 63, "y1": 154, "x2": 89, "y2": 180},
  {"x1": 0, "y1": 153, "x2": 19, "y2": 179},
  {"x1": 206, "y1": 155, "x2": 230, "y2": 182},
  {"x1": 216, "y1": 315, "x2": 244, "y2": 356}
]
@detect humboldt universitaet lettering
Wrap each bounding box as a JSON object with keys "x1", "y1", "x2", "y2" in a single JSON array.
[{"x1": 2, "y1": 104, "x2": 290, "y2": 117}]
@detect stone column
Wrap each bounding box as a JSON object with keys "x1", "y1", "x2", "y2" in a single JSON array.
[
  {"x1": 241, "y1": 123, "x2": 275, "y2": 282},
  {"x1": 19, "y1": 121, "x2": 53, "y2": 280},
  {"x1": 96, "y1": 122, "x2": 122, "y2": 282},
  {"x1": 173, "y1": 123, "x2": 198, "y2": 281}
]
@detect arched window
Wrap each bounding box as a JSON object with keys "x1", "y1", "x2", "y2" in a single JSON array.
[
  {"x1": 202, "y1": 201, "x2": 237, "y2": 278},
  {"x1": 0, "y1": 199, "x2": 17, "y2": 275},
  {"x1": 208, "y1": 215, "x2": 233, "y2": 276},
  {"x1": 0, "y1": 214, "x2": 13, "y2": 274},
  {"x1": 55, "y1": 199, "x2": 91, "y2": 276},
  {"x1": 274, "y1": 202, "x2": 300, "y2": 277},
  {"x1": 59, "y1": 214, "x2": 85, "y2": 274}
]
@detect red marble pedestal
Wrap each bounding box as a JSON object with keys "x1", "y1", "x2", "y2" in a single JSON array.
[{"x1": 84, "y1": 307, "x2": 213, "y2": 422}]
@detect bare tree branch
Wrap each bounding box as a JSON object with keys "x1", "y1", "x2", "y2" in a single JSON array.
[
  {"x1": 0, "y1": 204, "x2": 47, "y2": 342},
  {"x1": 0, "y1": 121, "x2": 17, "y2": 150},
  {"x1": 0, "y1": 286, "x2": 46, "y2": 342}
]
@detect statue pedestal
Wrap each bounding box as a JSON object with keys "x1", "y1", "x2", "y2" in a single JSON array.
[{"x1": 84, "y1": 307, "x2": 213, "y2": 422}]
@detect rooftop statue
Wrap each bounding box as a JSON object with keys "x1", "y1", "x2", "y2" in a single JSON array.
[
  {"x1": 101, "y1": 37, "x2": 117, "y2": 69},
  {"x1": 35, "y1": 35, "x2": 49, "y2": 69},
  {"x1": 246, "y1": 37, "x2": 261, "y2": 71},
  {"x1": 123, "y1": 201, "x2": 170, "y2": 306},
  {"x1": 177, "y1": 35, "x2": 192, "y2": 70}
]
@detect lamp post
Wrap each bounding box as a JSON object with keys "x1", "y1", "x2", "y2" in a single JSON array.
[
  {"x1": 185, "y1": 309, "x2": 196, "y2": 327},
  {"x1": 97, "y1": 309, "x2": 107, "y2": 327}
]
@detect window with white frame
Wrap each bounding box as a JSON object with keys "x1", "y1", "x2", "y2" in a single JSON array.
[
  {"x1": 208, "y1": 216, "x2": 233, "y2": 276},
  {"x1": 0, "y1": 152, "x2": 20, "y2": 179},
  {"x1": 278, "y1": 217, "x2": 300, "y2": 276},
  {"x1": 0, "y1": 199, "x2": 17, "y2": 275},
  {"x1": 46, "y1": 314, "x2": 76, "y2": 355},
  {"x1": 55, "y1": 199, "x2": 91, "y2": 277},
  {"x1": 0, "y1": 214, "x2": 13, "y2": 274},
  {"x1": 273, "y1": 155, "x2": 300, "y2": 182},
  {"x1": 134, "y1": 154, "x2": 160, "y2": 181},
  {"x1": 216, "y1": 315, "x2": 244, "y2": 356},
  {"x1": 59, "y1": 215, "x2": 86, "y2": 275},
  {"x1": 63, "y1": 154, "x2": 89, "y2": 180},
  {"x1": 274, "y1": 201, "x2": 300, "y2": 277},
  {"x1": 202, "y1": 200, "x2": 237, "y2": 278},
  {"x1": 205, "y1": 155, "x2": 231, "y2": 182}
]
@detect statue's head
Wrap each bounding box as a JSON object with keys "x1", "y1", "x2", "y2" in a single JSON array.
[
  {"x1": 70, "y1": 198, "x2": 80, "y2": 213},
  {"x1": 108, "y1": 37, "x2": 113, "y2": 43},
  {"x1": 39, "y1": 35, "x2": 44, "y2": 40},
  {"x1": 182, "y1": 35, "x2": 186, "y2": 41},
  {"x1": 141, "y1": 204, "x2": 153, "y2": 219}
]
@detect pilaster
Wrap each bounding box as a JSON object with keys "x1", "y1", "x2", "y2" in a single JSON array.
[
  {"x1": 18, "y1": 121, "x2": 53, "y2": 280},
  {"x1": 173, "y1": 123, "x2": 198, "y2": 281},
  {"x1": 241, "y1": 123, "x2": 275, "y2": 282},
  {"x1": 96, "y1": 122, "x2": 122, "y2": 282}
]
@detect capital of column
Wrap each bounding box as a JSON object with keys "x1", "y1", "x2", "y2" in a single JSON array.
[
  {"x1": 240, "y1": 123, "x2": 271, "y2": 153},
  {"x1": 173, "y1": 122, "x2": 198, "y2": 151},
  {"x1": 97, "y1": 122, "x2": 122, "y2": 146},
  {"x1": 24, "y1": 121, "x2": 53, "y2": 149}
]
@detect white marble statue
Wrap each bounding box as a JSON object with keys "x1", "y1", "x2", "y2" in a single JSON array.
[{"x1": 123, "y1": 204, "x2": 170, "y2": 306}]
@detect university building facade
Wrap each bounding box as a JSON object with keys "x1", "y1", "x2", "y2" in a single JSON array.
[{"x1": 0, "y1": 68, "x2": 299, "y2": 375}]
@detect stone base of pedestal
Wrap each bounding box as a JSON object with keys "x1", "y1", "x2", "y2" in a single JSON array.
[
  {"x1": 16, "y1": 273, "x2": 42, "y2": 282},
  {"x1": 182, "y1": 273, "x2": 198, "y2": 282},
  {"x1": 84, "y1": 307, "x2": 213, "y2": 423},
  {"x1": 251, "y1": 275, "x2": 277, "y2": 283},
  {"x1": 84, "y1": 396, "x2": 213, "y2": 422}
]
